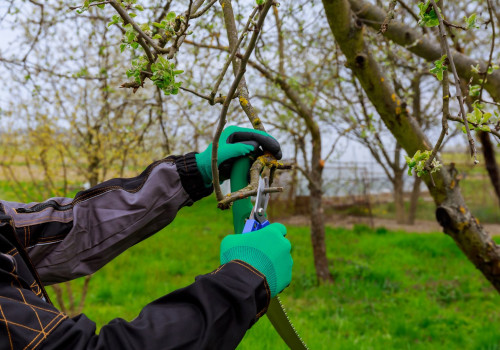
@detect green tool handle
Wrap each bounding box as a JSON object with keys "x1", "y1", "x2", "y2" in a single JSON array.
[{"x1": 230, "y1": 157, "x2": 253, "y2": 234}]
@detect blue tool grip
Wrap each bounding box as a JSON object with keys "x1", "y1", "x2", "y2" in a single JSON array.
[{"x1": 242, "y1": 219, "x2": 271, "y2": 234}]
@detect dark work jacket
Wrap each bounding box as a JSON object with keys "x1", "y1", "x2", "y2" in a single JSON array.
[{"x1": 0, "y1": 153, "x2": 270, "y2": 350}]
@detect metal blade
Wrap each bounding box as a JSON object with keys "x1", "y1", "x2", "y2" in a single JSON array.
[{"x1": 266, "y1": 297, "x2": 309, "y2": 350}]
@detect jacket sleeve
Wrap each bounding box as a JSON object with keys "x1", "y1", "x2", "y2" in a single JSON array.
[
  {"x1": 0, "y1": 153, "x2": 213, "y2": 285},
  {"x1": 40, "y1": 261, "x2": 270, "y2": 350}
]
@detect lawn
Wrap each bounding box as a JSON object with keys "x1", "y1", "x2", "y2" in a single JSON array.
[{"x1": 29, "y1": 196, "x2": 500, "y2": 350}]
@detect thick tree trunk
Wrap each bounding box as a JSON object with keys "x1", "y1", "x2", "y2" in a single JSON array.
[
  {"x1": 309, "y1": 171, "x2": 333, "y2": 284},
  {"x1": 287, "y1": 142, "x2": 299, "y2": 213},
  {"x1": 479, "y1": 131, "x2": 500, "y2": 204},
  {"x1": 393, "y1": 170, "x2": 405, "y2": 224},
  {"x1": 407, "y1": 176, "x2": 422, "y2": 225},
  {"x1": 323, "y1": 0, "x2": 500, "y2": 292},
  {"x1": 249, "y1": 59, "x2": 333, "y2": 283}
]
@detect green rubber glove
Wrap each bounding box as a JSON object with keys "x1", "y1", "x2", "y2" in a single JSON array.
[
  {"x1": 220, "y1": 223, "x2": 293, "y2": 298},
  {"x1": 195, "y1": 126, "x2": 282, "y2": 186}
]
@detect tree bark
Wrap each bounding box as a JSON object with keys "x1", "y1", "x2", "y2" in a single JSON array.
[
  {"x1": 322, "y1": 0, "x2": 500, "y2": 293},
  {"x1": 479, "y1": 131, "x2": 500, "y2": 204},
  {"x1": 393, "y1": 169, "x2": 405, "y2": 224},
  {"x1": 408, "y1": 176, "x2": 422, "y2": 225},
  {"x1": 309, "y1": 178, "x2": 333, "y2": 283},
  {"x1": 248, "y1": 60, "x2": 333, "y2": 283},
  {"x1": 287, "y1": 141, "x2": 299, "y2": 213}
]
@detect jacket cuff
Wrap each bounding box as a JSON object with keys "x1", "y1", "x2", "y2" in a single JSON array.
[
  {"x1": 169, "y1": 152, "x2": 213, "y2": 202},
  {"x1": 212, "y1": 260, "x2": 271, "y2": 320}
]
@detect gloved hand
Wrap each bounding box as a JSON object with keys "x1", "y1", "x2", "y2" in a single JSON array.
[
  {"x1": 220, "y1": 223, "x2": 292, "y2": 298},
  {"x1": 195, "y1": 126, "x2": 282, "y2": 186}
]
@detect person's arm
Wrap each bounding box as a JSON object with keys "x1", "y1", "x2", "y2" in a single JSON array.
[
  {"x1": 38, "y1": 261, "x2": 269, "y2": 350},
  {"x1": 0, "y1": 154, "x2": 211, "y2": 285},
  {"x1": 0, "y1": 250, "x2": 269, "y2": 350}
]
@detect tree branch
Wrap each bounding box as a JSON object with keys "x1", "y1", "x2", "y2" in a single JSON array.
[
  {"x1": 212, "y1": 0, "x2": 274, "y2": 202},
  {"x1": 430, "y1": 0, "x2": 477, "y2": 163}
]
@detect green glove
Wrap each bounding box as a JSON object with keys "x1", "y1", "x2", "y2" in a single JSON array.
[
  {"x1": 195, "y1": 126, "x2": 282, "y2": 186},
  {"x1": 220, "y1": 223, "x2": 293, "y2": 298}
]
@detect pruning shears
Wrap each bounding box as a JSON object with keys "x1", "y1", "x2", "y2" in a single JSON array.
[
  {"x1": 230, "y1": 157, "x2": 309, "y2": 350},
  {"x1": 242, "y1": 176, "x2": 270, "y2": 234}
]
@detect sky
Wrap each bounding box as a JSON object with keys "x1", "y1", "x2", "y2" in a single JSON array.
[{"x1": 0, "y1": 0, "x2": 472, "y2": 195}]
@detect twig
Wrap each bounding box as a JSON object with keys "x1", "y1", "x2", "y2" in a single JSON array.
[
  {"x1": 169, "y1": 0, "x2": 194, "y2": 58},
  {"x1": 22, "y1": 1, "x2": 44, "y2": 62},
  {"x1": 109, "y1": 0, "x2": 167, "y2": 54},
  {"x1": 212, "y1": 0, "x2": 274, "y2": 201},
  {"x1": 113, "y1": 0, "x2": 205, "y2": 90},
  {"x1": 430, "y1": 0, "x2": 477, "y2": 163},
  {"x1": 179, "y1": 86, "x2": 227, "y2": 104},
  {"x1": 448, "y1": 115, "x2": 500, "y2": 139},
  {"x1": 69, "y1": 1, "x2": 110, "y2": 10},
  {"x1": 191, "y1": 0, "x2": 217, "y2": 19},
  {"x1": 379, "y1": 0, "x2": 397, "y2": 34},
  {"x1": 482, "y1": 99, "x2": 500, "y2": 107},
  {"x1": 220, "y1": 0, "x2": 266, "y2": 131},
  {"x1": 425, "y1": 11, "x2": 450, "y2": 174},
  {"x1": 443, "y1": 19, "x2": 467, "y2": 30},
  {"x1": 478, "y1": 0, "x2": 496, "y2": 103},
  {"x1": 426, "y1": 58, "x2": 449, "y2": 174},
  {"x1": 209, "y1": 6, "x2": 259, "y2": 104},
  {"x1": 217, "y1": 155, "x2": 291, "y2": 209}
]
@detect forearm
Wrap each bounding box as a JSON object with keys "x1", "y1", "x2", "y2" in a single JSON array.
[
  {"x1": 0, "y1": 153, "x2": 212, "y2": 284},
  {"x1": 40, "y1": 261, "x2": 270, "y2": 350}
]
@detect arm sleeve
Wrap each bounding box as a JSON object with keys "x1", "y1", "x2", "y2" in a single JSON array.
[
  {"x1": 40, "y1": 261, "x2": 270, "y2": 350},
  {"x1": 0, "y1": 153, "x2": 213, "y2": 285}
]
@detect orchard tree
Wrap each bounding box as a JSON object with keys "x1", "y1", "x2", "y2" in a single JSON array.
[{"x1": 322, "y1": 0, "x2": 500, "y2": 291}]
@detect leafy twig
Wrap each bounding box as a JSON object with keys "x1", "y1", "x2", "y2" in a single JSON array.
[
  {"x1": 109, "y1": 0, "x2": 167, "y2": 54},
  {"x1": 430, "y1": 0, "x2": 478, "y2": 163},
  {"x1": 448, "y1": 115, "x2": 500, "y2": 139}
]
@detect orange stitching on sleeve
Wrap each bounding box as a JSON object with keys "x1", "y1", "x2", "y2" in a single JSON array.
[
  {"x1": 14, "y1": 205, "x2": 72, "y2": 215},
  {"x1": 0, "y1": 296, "x2": 61, "y2": 315},
  {"x1": 231, "y1": 260, "x2": 266, "y2": 279},
  {"x1": 38, "y1": 234, "x2": 65, "y2": 242},
  {"x1": 30, "y1": 313, "x2": 67, "y2": 350},
  {"x1": 16, "y1": 288, "x2": 44, "y2": 332},
  {"x1": 0, "y1": 317, "x2": 42, "y2": 333},
  {"x1": 14, "y1": 215, "x2": 73, "y2": 226},
  {"x1": 210, "y1": 265, "x2": 224, "y2": 275},
  {"x1": 24, "y1": 312, "x2": 67, "y2": 350},
  {"x1": 0, "y1": 305, "x2": 13, "y2": 350},
  {"x1": 33, "y1": 239, "x2": 63, "y2": 245},
  {"x1": 6, "y1": 247, "x2": 16, "y2": 255}
]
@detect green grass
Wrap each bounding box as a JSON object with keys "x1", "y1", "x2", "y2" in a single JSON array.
[{"x1": 34, "y1": 197, "x2": 500, "y2": 350}]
